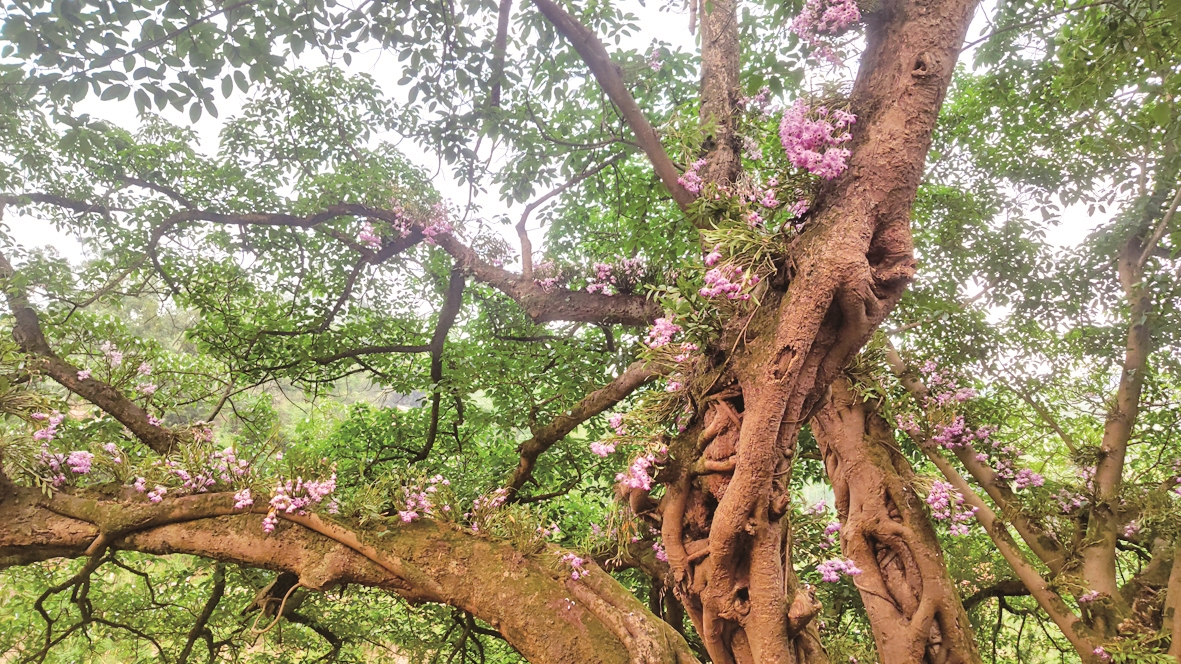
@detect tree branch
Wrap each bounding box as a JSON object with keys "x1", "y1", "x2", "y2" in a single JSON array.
[
  {"x1": 962, "y1": 579, "x2": 1031, "y2": 611},
  {"x1": 518, "y1": 153, "x2": 625, "y2": 281},
  {"x1": 414, "y1": 266, "x2": 466, "y2": 463},
  {"x1": 0, "y1": 485, "x2": 698, "y2": 664},
  {"x1": 0, "y1": 246, "x2": 179, "y2": 455},
  {"x1": 177, "y1": 563, "x2": 226, "y2": 664},
  {"x1": 506, "y1": 360, "x2": 663, "y2": 494},
  {"x1": 529, "y1": 0, "x2": 694, "y2": 210}
]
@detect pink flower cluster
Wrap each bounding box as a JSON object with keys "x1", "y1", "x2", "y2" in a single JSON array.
[
  {"x1": 560, "y1": 552, "x2": 589, "y2": 580},
  {"x1": 672, "y1": 343, "x2": 699, "y2": 363},
  {"x1": 32, "y1": 411, "x2": 65, "y2": 441},
  {"x1": 699, "y1": 265, "x2": 758, "y2": 300},
  {"x1": 920, "y1": 361, "x2": 978, "y2": 407},
  {"x1": 77, "y1": 369, "x2": 92, "y2": 380},
  {"x1": 590, "y1": 441, "x2": 617, "y2": 457},
  {"x1": 646, "y1": 318, "x2": 681, "y2": 348},
  {"x1": 742, "y1": 136, "x2": 763, "y2": 162},
  {"x1": 358, "y1": 221, "x2": 382, "y2": 250},
  {"x1": 586, "y1": 257, "x2": 645, "y2": 296},
  {"x1": 817, "y1": 558, "x2": 863, "y2": 582},
  {"x1": 819, "y1": 522, "x2": 841, "y2": 549},
  {"x1": 538, "y1": 522, "x2": 562, "y2": 539},
  {"x1": 647, "y1": 46, "x2": 663, "y2": 72},
  {"x1": 1054, "y1": 488, "x2": 1086, "y2": 514},
  {"x1": 616, "y1": 453, "x2": 657, "y2": 491},
  {"x1": 1078, "y1": 590, "x2": 1100, "y2": 604},
  {"x1": 532, "y1": 260, "x2": 563, "y2": 293},
  {"x1": 466, "y1": 487, "x2": 509, "y2": 533},
  {"x1": 652, "y1": 541, "x2": 668, "y2": 562},
  {"x1": 1013, "y1": 468, "x2": 1045, "y2": 490},
  {"x1": 1093, "y1": 647, "x2": 1111, "y2": 662},
  {"x1": 926, "y1": 480, "x2": 977, "y2": 536},
  {"x1": 263, "y1": 472, "x2": 338, "y2": 533},
  {"x1": 779, "y1": 101, "x2": 855, "y2": 180},
  {"x1": 608, "y1": 413, "x2": 626, "y2": 436},
  {"x1": 420, "y1": 204, "x2": 453, "y2": 245},
  {"x1": 398, "y1": 474, "x2": 450, "y2": 522},
  {"x1": 678, "y1": 159, "x2": 707, "y2": 194},
  {"x1": 233, "y1": 488, "x2": 254, "y2": 509},
  {"x1": 790, "y1": 0, "x2": 862, "y2": 63},
  {"x1": 101, "y1": 341, "x2": 123, "y2": 367}
]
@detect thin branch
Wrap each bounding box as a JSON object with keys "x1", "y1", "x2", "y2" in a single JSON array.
[
  {"x1": 529, "y1": 0, "x2": 694, "y2": 210},
  {"x1": 506, "y1": 360, "x2": 662, "y2": 494},
  {"x1": 963, "y1": 579, "x2": 1031, "y2": 611},
  {"x1": 518, "y1": 153, "x2": 625, "y2": 281},
  {"x1": 414, "y1": 266, "x2": 466, "y2": 463},
  {"x1": 489, "y1": 0, "x2": 514, "y2": 108},
  {"x1": 1137, "y1": 184, "x2": 1181, "y2": 270},
  {"x1": 177, "y1": 564, "x2": 226, "y2": 664}
]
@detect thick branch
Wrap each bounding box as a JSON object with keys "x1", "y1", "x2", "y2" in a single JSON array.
[
  {"x1": 0, "y1": 248, "x2": 179, "y2": 455},
  {"x1": 507, "y1": 360, "x2": 662, "y2": 494},
  {"x1": 529, "y1": 0, "x2": 694, "y2": 210},
  {"x1": 0, "y1": 486, "x2": 698, "y2": 664}
]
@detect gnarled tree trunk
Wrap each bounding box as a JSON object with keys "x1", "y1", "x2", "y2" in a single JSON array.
[
  {"x1": 812, "y1": 376, "x2": 981, "y2": 664},
  {"x1": 656, "y1": 0, "x2": 979, "y2": 659}
]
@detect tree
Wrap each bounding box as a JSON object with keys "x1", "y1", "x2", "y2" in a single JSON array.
[{"x1": 0, "y1": 0, "x2": 1178, "y2": 661}]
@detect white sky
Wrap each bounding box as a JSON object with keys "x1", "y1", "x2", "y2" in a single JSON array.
[{"x1": 4, "y1": 0, "x2": 1106, "y2": 262}]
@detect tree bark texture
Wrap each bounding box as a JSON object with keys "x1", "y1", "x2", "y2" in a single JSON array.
[
  {"x1": 0, "y1": 483, "x2": 698, "y2": 664},
  {"x1": 812, "y1": 377, "x2": 981, "y2": 664},
  {"x1": 653, "y1": 0, "x2": 979, "y2": 660}
]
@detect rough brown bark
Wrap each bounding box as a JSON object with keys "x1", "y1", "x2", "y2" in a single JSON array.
[
  {"x1": 0, "y1": 483, "x2": 699, "y2": 664},
  {"x1": 699, "y1": 0, "x2": 741, "y2": 185},
  {"x1": 812, "y1": 377, "x2": 981, "y2": 664}
]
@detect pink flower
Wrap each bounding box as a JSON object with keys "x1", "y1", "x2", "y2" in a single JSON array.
[
  {"x1": 76, "y1": 369, "x2": 92, "y2": 380},
  {"x1": 652, "y1": 541, "x2": 668, "y2": 562},
  {"x1": 132, "y1": 477, "x2": 147, "y2": 492},
  {"x1": 779, "y1": 101, "x2": 855, "y2": 179},
  {"x1": 590, "y1": 441, "x2": 617, "y2": 457},
  {"x1": 646, "y1": 318, "x2": 681, "y2": 348},
  {"x1": 817, "y1": 558, "x2": 862, "y2": 582},
  {"x1": 66, "y1": 451, "x2": 93, "y2": 474},
  {"x1": 358, "y1": 221, "x2": 382, "y2": 250},
  {"x1": 1093, "y1": 647, "x2": 1111, "y2": 662},
  {"x1": 147, "y1": 414, "x2": 163, "y2": 427},
  {"x1": 677, "y1": 159, "x2": 707, "y2": 194},
  {"x1": 148, "y1": 486, "x2": 167, "y2": 503},
  {"x1": 233, "y1": 489, "x2": 254, "y2": 509},
  {"x1": 607, "y1": 413, "x2": 627, "y2": 436},
  {"x1": 137, "y1": 362, "x2": 152, "y2": 376},
  {"x1": 790, "y1": 0, "x2": 861, "y2": 60}
]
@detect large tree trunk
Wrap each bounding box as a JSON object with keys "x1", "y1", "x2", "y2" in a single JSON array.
[
  {"x1": 658, "y1": 0, "x2": 979, "y2": 659},
  {"x1": 812, "y1": 377, "x2": 981, "y2": 664},
  {"x1": 0, "y1": 482, "x2": 698, "y2": 664}
]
